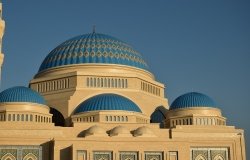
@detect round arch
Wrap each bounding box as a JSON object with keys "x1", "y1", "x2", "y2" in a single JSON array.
[
  {"x1": 50, "y1": 107, "x2": 65, "y2": 126},
  {"x1": 150, "y1": 106, "x2": 167, "y2": 128}
]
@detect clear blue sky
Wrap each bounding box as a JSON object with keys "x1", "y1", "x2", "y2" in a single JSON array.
[{"x1": 2, "y1": 0, "x2": 250, "y2": 157}]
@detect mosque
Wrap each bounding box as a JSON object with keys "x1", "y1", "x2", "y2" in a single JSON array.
[{"x1": 0, "y1": 2, "x2": 246, "y2": 160}]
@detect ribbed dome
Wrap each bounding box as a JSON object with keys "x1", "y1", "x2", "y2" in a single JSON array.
[
  {"x1": 74, "y1": 94, "x2": 141, "y2": 114},
  {"x1": 170, "y1": 92, "x2": 217, "y2": 110},
  {"x1": 38, "y1": 32, "x2": 148, "y2": 73},
  {"x1": 0, "y1": 86, "x2": 46, "y2": 105}
]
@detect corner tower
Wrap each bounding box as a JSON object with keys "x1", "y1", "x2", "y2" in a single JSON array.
[{"x1": 0, "y1": 1, "x2": 5, "y2": 84}]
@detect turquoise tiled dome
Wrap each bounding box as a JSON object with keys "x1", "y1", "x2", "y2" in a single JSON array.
[
  {"x1": 38, "y1": 32, "x2": 149, "y2": 73},
  {"x1": 170, "y1": 92, "x2": 217, "y2": 110},
  {"x1": 74, "y1": 93, "x2": 142, "y2": 114},
  {"x1": 0, "y1": 86, "x2": 46, "y2": 105}
]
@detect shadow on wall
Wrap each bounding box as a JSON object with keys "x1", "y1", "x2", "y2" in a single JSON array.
[
  {"x1": 50, "y1": 107, "x2": 65, "y2": 126},
  {"x1": 41, "y1": 141, "x2": 54, "y2": 160},
  {"x1": 60, "y1": 145, "x2": 72, "y2": 160},
  {"x1": 150, "y1": 106, "x2": 167, "y2": 128}
]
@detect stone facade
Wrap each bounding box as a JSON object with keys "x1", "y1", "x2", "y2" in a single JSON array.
[{"x1": 0, "y1": 2, "x2": 246, "y2": 160}]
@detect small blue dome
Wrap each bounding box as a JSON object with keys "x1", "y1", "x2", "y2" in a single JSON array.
[
  {"x1": 38, "y1": 32, "x2": 149, "y2": 73},
  {"x1": 0, "y1": 86, "x2": 46, "y2": 105},
  {"x1": 170, "y1": 92, "x2": 217, "y2": 110},
  {"x1": 74, "y1": 94, "x2": 141, "y2": 114}
]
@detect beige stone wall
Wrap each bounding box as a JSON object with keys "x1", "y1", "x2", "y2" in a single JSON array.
[
  {"x1": 165, "y1": 107, "x2": 227, "y2": 128},
  {"x1": 30, "y1": 65, "x2": 168, "y2": 121},
  {"x1": 0, "y1": 122, "x2": 245, "y2": 160}
]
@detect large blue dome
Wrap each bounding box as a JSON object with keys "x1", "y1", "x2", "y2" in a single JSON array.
[
  {"x1": 170, "y1": 92, "x2": 217, "y2": 110},
  {"x1": 74, "y1": 93, "x2": 142, "y2": 114},
  {"x1": 0, "y1": 86, "x2": 46, "y2": 105},
  {"x1": 38, "y1": 32, "x2": 149, "y2": 73}
]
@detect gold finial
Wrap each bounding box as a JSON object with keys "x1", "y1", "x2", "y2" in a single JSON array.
[{"x1": 93, "y1": 25, "x2": 96, "y2": 33}]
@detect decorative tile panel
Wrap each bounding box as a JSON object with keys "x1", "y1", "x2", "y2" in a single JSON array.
[
  {"x1": 0, "y1": 149, "x2": 17, "y2": 159},
  {"x1": 192, "y1": 150, "x2": 208, "y2": 160},
  {"x1": 0, "y1": 146, "x2": 42, "y2": 160},
  {"x1": 145, "y1": 152, "x2": 163, "y2": 160},
  {"x1": 119, "y1": 152, "x2": 138, "y2": 160},
  {"x1": 93, "y1": 151, "x2": 112, "y2": 160},
  {"x1": 190, "y1": 148, "x2": 229, "y2": 160}
]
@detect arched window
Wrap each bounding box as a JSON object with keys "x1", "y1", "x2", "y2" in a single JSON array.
[
  {"x1": 97, "y1": 78, "x2": 100, "y2": 87},
  {"x1": 90, "y1": 78, "x2": 93, "y2": 87},
  {"x1": 118, "y1": 79, "x2": 121, "y2": 88},
  {"x1": 106, "y1": 116, "x2": 109, "y2": 121},
  {"x1": 104, "y1": 78, "x2": 107, "y2": 87},
  {"x1": 53, "y1": 81, "x2": 56, "y2": 90},
  {"x1": 101, "y1": 78, "x2": 103, "y2": 87},
  {"x1": 93, "y1": 78, "x2": 96, "y2": 87},
  {"x1": 125, "y1": 79, "x2": 128, "y2": 88},
  {"x1": 111, "y1": 79, "x2": 114, "y2": 87},
  {"x1": 122, "y1": 79, "x2": 125, "y2": 88},
  {"x1": 121, "y1": 116, "x2": 124, "y2": 121},
  {"x1": 115, "y1": 79, "x2": 117, "y2": 88},
  {"x1": 87, "y1": 77, "x2": 89, "y2": 87},
  {"x1": 58, "y1": 80, "x2": 61, "y2": 90},
  {"x1": 108, "y1": 79, "x2": 110, "y2": 88}
]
